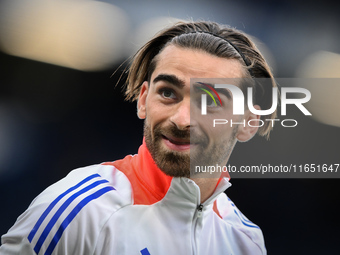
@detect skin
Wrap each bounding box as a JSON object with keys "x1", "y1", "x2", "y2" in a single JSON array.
[{"x1": 137, "y1": 45, "x2": 260, "y2": 203}]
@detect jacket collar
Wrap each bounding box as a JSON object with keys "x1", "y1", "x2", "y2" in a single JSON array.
[{"x1": 110, "y1": 139, "x2": 231, "y2": 206}]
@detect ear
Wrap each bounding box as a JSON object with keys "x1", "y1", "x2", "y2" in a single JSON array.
[
  {"x1": 236, "y1": 105, "x2": 261, "y2": 142},
  {"x1": 137, "y1": 81, "x2": 148, "y2": 119}
]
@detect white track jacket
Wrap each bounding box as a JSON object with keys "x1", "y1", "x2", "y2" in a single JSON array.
[{"x1": 0, "y1": 142, "x2": 266, "y2": 255}]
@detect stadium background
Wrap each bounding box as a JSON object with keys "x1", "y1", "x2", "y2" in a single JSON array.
[{"x1": 0, "y1": 0, "x2": 339, "y2": 254}]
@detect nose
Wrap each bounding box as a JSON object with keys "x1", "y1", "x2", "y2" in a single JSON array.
[{"x1": 169, "y1": 98, "x2": 191, "y2": 130}]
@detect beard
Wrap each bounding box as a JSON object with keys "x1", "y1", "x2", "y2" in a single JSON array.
[
  {"x1": 144, "y1": 123, "x2": 191, "y2": 177},
  {"x1": 144, "y1": 121, "x2": 238, "y2": 178}
]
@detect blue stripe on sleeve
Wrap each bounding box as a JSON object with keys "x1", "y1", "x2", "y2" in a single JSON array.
[
  {"x1": 233, "y1": 209, "x2": 259, "y2": 229},
  {"x1": 237, "y1": 209, "x2": 254, "y2": 224},
  {"x1": 44, "y1": 186, "x2": 115, "y2": 255},
  {"x1": 28, "y1": 174, "x2": 100, "y2": 242},
  {"x1": 140, "y1": 247, "x2": 151, "y2": 255},
  {"x1": 33, "y1": 179, "x2": 109, "y2": 254}
]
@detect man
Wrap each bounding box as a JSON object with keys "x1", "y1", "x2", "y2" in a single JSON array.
[{"x1": 0, "y1": 21, "x2": 276, "y2": 254}]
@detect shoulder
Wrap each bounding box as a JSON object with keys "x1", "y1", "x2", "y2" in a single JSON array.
[
  {"x1": 1, "y1": 164, "x2": 133, "y2": 255},
  {"x1": 28, "y1": 164, "x2": 133, "y2": 219},
  {"x1": 42, "y1": 164, "x2": 133, "y2": 203},
  {"x1": 214, "y1": 193, "x2": 267, "y2": 254}
]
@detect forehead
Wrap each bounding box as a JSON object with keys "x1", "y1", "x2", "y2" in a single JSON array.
[{"x1": 151, "y1": 45, "x2": 245, "y2": 82}]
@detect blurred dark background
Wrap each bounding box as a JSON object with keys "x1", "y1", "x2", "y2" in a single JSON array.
[{"x1": 1, "y1": 0, "x2": 340, "y2": 254}]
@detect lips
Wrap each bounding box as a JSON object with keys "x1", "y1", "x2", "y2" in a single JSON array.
[
  {"x1": 162, "y1": 135, "x2": 191, "y2": 151},
  {"x1": 163, "y1": 135, "x2": 190, "y2": 145}
]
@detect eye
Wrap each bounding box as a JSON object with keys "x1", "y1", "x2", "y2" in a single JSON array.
[
  {"x1": 160, "y1": 88, "x2": 176, "y2": 99},
  {"x1": 206, "y1": 96, "x2": 217, "y2": 107},
  {"x1": 197, "y1": 87, "x2": 221, "y2": 108}
]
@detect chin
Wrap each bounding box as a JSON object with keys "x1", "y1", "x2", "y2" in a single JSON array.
[{"x1": 157, "y1": 162, "x2": 190, "y2": 178}]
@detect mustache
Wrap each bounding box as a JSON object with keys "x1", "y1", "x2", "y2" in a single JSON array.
[{"x1": 153, "y1": 125, "x2": 207, "y2": 145}]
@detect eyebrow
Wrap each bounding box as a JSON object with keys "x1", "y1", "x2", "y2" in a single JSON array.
[
  {"x1": 153, "y1": 74, "x2": 185, "y2": 89},
  {"x1": 193, "y1": 82, "x2": 232, "y2": 99}
]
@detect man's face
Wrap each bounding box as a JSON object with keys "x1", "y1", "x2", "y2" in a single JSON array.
[{"x1": 138, "y1": 45, "x2": 259, "y2": 178}]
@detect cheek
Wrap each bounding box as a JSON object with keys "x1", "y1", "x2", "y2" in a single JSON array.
[
  {"x1": 145, "y1": 104, "x2": 167, "y2": 127},
  {"x1": 210, "y1": 124, "x2": 234, "y2": 138},
  {"x1": 197, "y1": 116, "x2": 238, "y2": 140}
]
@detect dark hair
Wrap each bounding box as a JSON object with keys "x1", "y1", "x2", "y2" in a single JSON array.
[{"x1": 124, "y1": 21, "x2": 277, "y2": 138}]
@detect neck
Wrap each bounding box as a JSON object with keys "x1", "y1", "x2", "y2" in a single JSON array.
[{"x1": 190, "y1": 177, "x2": 220, "y2": 203}]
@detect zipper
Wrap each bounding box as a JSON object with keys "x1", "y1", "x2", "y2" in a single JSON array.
[
  {"x1": 192, "y1": 203, "x2": 204, "y2": 255},
  {"x1": 197, "y1": 204, "x2": 204, "y2": 218},
  {"x1": 190, "y1": 177, "x2": 231, "y2": 254}
]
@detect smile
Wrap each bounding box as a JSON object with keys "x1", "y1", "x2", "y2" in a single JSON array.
[{"x1": 161, "y1": 135, "x2": 191, "y2": 151}]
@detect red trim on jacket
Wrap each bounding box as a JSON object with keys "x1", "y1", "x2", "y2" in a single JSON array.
[
  {"x1": 102, "y1": 141, "x2": 172, "y2": 205},
  {"x1": 103, "y1": 139, "x2": 229, "y2": 217}
]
